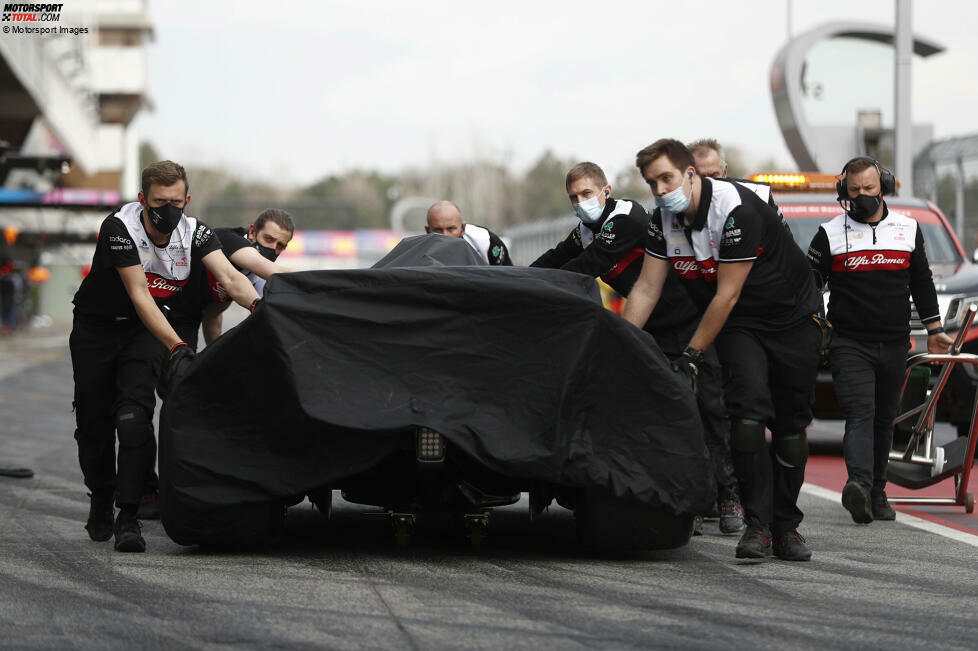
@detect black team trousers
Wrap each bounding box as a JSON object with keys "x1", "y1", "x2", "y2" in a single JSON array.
[{"x1": 70, "y1": 314, "x2": 166, "y2": 507}]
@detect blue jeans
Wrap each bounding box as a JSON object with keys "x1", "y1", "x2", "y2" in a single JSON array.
[{"x1": 829, "y1": 335, "x2": 908, "y2": 494}]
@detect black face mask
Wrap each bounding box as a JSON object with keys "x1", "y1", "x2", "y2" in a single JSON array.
[
  {"x1": 846, "y1": 194, "x2": 882, "y2": 223},
  {"x1": 253, "y1": 241, "x2": 278, "y2": 262},
  {"x1": 146, "y1": 202, "x2": 183, "y2": 234}
]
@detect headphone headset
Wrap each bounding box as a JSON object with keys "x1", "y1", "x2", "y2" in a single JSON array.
[
  {"x1": 835, "y1": 156, "x2": 896, "y2": 200},
  {"x1": 838, "y1": 156, "x2": 894, "y2": 273}
]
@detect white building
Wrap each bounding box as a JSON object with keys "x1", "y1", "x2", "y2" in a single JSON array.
[{"x1": 0, "y1": 0, "x2": 152, "y2": 195}]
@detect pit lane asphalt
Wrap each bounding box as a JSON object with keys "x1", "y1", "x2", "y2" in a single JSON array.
[{"x1": 2, "y1": 325, "x2": 978, "y2": 650}]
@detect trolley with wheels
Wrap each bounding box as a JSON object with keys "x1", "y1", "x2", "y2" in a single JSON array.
[{"x1": 887, "y1": 304, "x2": 978, "y2": 512}]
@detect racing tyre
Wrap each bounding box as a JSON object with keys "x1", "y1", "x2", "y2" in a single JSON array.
[
  {"x1": 575, "y1": 489, "x2": 694, "y2": 552},
  {"x1": 174, "y1": 502, "x2": 286, "y2": 549}
]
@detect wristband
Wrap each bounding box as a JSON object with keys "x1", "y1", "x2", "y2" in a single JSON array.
[
  {"x1": 169, "y1": 341, "x2": 188, "y2": 354},
  {"x1": 682, "y1": 345, "x2": 705, "y2": 364},
  {"x1": 927, "y1": 327, "x2": 945, "y2": 336},
  {"x1": 250, "y1": 298, "x2": 260, "y2": 313}
]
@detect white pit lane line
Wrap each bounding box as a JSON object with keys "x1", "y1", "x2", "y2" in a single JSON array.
[{"x1": 802, "y1": 483, "x2": 978, "y2": 548}]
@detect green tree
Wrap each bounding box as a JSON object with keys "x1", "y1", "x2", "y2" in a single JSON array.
[
  {"x1": 614, "y1": 164, "x2": 650, "y2": 205},
  {"x1": 179, "y1": 166, "x2": 285, "y2": 228},
  {"x1": 299, "y1": 169, "x2": 400, "y2": 229},
  {"x1": 724, "y1": 145, "x2": 750, "y2": 178},
  {"x1": 138, "y1": 141, "x2": 160, "y2": 171},
  {"x1": 521, "y1": 150, "x2": 576, "y2": 222}
]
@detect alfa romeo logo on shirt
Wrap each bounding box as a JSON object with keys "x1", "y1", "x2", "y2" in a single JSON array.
[
  {"x1": 603, "y1": 220, "x2": 614, "y2": 232},
  {"x1": 726, "y1": 216, "x2": 735, "y2": 229}
]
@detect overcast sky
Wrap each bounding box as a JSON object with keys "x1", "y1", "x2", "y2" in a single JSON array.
[{"x1": 133, "y1": 0, "x2": 978, "y2": 187}]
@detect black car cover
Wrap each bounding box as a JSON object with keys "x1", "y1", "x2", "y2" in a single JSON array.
[{"x1": 159, "y1": 234, "x2": 712, "y2": 545}]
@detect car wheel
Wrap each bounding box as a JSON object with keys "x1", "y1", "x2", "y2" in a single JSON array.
[{"x1": 574, "y1": 489, "x2": 694, "y2": 552}]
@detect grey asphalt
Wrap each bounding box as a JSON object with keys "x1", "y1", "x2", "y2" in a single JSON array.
[{"x1": 2, "y1": 324, "x2": 978, "y2": 650}]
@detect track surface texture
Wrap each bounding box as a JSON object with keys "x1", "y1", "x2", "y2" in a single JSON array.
[{"x1": 2, "y1": 324, "x2": 977, "y2": 650}]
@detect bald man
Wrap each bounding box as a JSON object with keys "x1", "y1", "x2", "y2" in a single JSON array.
[{"x1": 425, "y1": 201, "x2": 511, "y2": 266}]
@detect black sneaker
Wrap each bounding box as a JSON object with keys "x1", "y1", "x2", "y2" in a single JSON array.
[
  {"x1": 718, "y1": 495, "x2": 746, "y2": 534},
  {"x1": 137, "y1": 491, "x2": 160, "y2": 520},
  {"x1": 692, "y1": 515, "x2": 704, "y2": 536},
  {"x1": 842, "y1": 480, "x2": 873, "y2": 524},
  {"x1": 773, "y1": 529, "x2": 812, "y2": 561},
  {"x1": 85, "y1": 493, "x2": 114, "y2": 542},
  {"x1": 871, "y1": 492, "x2": 896, "y2": 521},
  {"x1": 113, "y1": 511, "x2": 146, "y2": 553},
  {"x1": 735, "y1": 520, "x2": 772, "y2": 559}
]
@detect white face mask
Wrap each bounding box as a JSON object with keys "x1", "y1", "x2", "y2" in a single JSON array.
[
  {"x1": 573, "y1": 193, "x2": 605, "y2": 224},
  {"x1": 654, "y1": 174, "x2": 692, "y2": 213}
]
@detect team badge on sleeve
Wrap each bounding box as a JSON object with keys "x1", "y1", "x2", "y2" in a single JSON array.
[{"x1": 194, "y1": 224, "x2": 213, "y2": 248}]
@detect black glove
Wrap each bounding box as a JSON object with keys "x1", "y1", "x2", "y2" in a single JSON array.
[
  {"x1": 159, "y1": 342, "x2": 195, "y2": 400},
  {"x1": 671, "y1": 354, "x2": 698, "y2": 394}
]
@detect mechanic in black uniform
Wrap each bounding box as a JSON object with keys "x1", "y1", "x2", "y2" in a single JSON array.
[
  {"x1": 199, "y1": 208, "x2": 294, "y2": 345},
  {"x1": 624, "y1": 139, "x2": 822, "y2": 561},
  {"x1": 70, "y1": 160, "x2": 260, "y2": 552},
  {"x1": 689, "y1": 137, "x2": 789, "y2": 529},
  {"x1": 425, "y1": 201, "x2": 511, "y2": 265},
  {"x1": 530, "y1": 161, "x2": 744, "y2": 535},
  {"x1": 808, "y1": 157, "x2": 952, "y2": 524},
  {"x1": 690, "y1": 138, "x2": 794, "y2": 527}
]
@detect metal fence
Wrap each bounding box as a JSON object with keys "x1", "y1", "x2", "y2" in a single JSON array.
[
  {"x1": 915, "y1": 133, "x2": 978, "y2": 250},
  {"x1": 502, "y1": 214, "x2": 578, "y2": 266}
]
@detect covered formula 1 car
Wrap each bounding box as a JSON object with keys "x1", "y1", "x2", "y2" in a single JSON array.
[{"x1": 158, "y1": 234, "x2": 714, "y2": 550}]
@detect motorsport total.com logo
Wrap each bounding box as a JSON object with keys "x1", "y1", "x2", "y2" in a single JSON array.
[{"x1": 2, "y1": 3, "x2": 63, "y2": 22}]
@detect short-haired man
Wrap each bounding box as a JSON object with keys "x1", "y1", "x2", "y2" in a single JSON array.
[
  {"x1": 200, "y1": 208, "x2": 295, "y2": 345},
  {"x1": 425, "y1": 201, "x2": 511, "y2": 266},
  {"x1": 70, "y1": 160, "x2": 259, "y2": 552},
  {"x1": 531, "y1": 161, "x2": 744, "y2": 535},
  {"x1": 808, "y1": 157, "x2": 953, "y2": 523},
  {"x1": 690, "y1": 139, "x2": 728, "y2": 179},
  {"x1": 624, "y1": 139, "x2": 822, "y2": 561}
]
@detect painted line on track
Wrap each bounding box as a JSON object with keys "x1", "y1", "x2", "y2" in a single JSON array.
[{"x1": 801, "y1": 483, "x2": 978, "y2": 548}]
